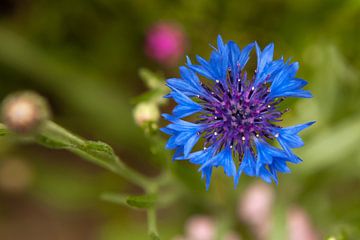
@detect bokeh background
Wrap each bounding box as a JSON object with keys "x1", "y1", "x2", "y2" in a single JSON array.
[{"x1": 0, "y1": 0, "x2": 359, "y2": 239}]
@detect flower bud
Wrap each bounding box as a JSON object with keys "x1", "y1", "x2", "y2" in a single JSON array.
[
  {"x1": 133, "y1": 102, "x2": 160, "y2": 127},
  {"x1": 145, "y1": 22, "x2": 186, "y2": 66},
  {"x1": 1, "y1": 91, "x2": 51, "y2": 134}
]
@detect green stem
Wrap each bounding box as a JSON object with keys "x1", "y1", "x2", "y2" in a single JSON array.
[
  {"x1": 34, "y1": 121, "x2": 151, "y2": 189},
  {"x1": 0, "y1": 121, "x2": 167, "y2": 238},
  {"x1": 147, "y1": 207, "x2": 159, "y2": 239}
]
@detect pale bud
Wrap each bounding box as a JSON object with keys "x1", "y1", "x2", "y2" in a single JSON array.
[
  {"x1": 1, "y1": 91, "x2": 50, "y2": 134},
  {"x1": 133, "y1": 102, "x2": 160, "y2": 127}
]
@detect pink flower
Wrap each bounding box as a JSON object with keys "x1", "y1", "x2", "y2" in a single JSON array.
[
  {"x1": 145, "y1": 22, "x2": 186, "y2": 66},
  {"x1": 171, "y1": 215, "x2": 242, "y2": 240},
  {"x1": 287, "y1": 207, "x2": 320, "y2": 240},
  {"x1": 185, "y1": 215, "x2": 215, "y2": 240},
  {"x1": 238, "y1": 181, "x2": 274, "y2": 240}
]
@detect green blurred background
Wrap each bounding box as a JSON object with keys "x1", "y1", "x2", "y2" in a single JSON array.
[{"x1": 0, "y1": 0, "x2": 359, "y2": 239}]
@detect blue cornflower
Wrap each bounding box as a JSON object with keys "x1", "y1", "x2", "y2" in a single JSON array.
[{"x1": 161, "y1": 36, "x2": 314, "y2": 189}]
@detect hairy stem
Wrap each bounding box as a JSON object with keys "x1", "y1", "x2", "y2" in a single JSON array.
[{"x1": 37, "y1": 121, "x2": 152, "y2": 189}]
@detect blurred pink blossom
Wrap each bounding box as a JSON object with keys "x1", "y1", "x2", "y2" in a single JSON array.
[
  {"x1": 238, "y1": 181, "x2": 274, "y2": 240},
  {"x1": 171, "y1": 215, "x2": 242, "y2": 240},
  {"x1": 145, "y1": 22, "x2": 186, "y2": 66},
  {"x1": 287, "y1": 207, "x2": 320, "y2": 240},
  {"x1": 185, "y1": 215, "x2": 215, "y2": 240},
  {"x1": 224, "y1": 231, "x2": 241, "y2": 240}
]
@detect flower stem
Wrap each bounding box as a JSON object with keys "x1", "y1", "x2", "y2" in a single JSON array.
[
  {"x1": 0, "y1": 120, "x2": 171, "y2": 239},
  {"x1": 34, "y1": 121, "x2": 152, "y2": 189},
  {"x1": 147, "y1": 207, "x2": 159, "y2": 239}
]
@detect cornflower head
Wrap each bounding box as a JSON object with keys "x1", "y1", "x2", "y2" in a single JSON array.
[{"x1": 162, "y1": 36, "x2": 314, "y2": 189}]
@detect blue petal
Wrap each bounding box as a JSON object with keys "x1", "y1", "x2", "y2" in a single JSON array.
[
  {"x1": 269, "y1": 62, "x2": 298, "y2": 89},
  {"x1": 217, "y1": 35, "x2": 226, "y2": 54},
  {"x1": 189, "y1": 37, "x2": 229, "y2": 86},
  {"x1": 163, "y1": 93, "x2": 172, "y2": 98},
  {"x1": 162, "y1": 114, "x2": 203, "y2": 131},
  {"x1": 268, "y1": 62, "x2": 312, "y2": 99},
  {"x1": 273, "y1": 89, "x2": 312, "y2": 99},
  {"x1": 254, "y1": 138, "x2": 287, "y2": 175},
  {"x1": 162, "y1": 113, "x2": 205, "y2": 157},
  {"x1": 173, "y1": 146, "x2": 184, "y2": 160},
  {"x1": 170, "y1": 90, "x2": 202, "y2": 118},
  {"x1": 271, "y1": 158, "x2": 291, "y2": 173},
  {"x1": 254, "y1": 59, "x2": 286, "y2": 85},
  {"x1": 239, "y1": 42, "x2": 255, "y2": 69},
  {"x1": 191, "y1": 55, "x2": 217, "y2": 80},
  {"x1": 201, "y1": 166, "x2": 213, "y2": 190},
  {"x1": 198, "y1": 147, "x2": 236, "y2": 184},
  {"x1": 187, "y1": 147, "x2": 215, "y2": 165},
  {"x1": 258, "y1": 166, "x2": 273, "y2": 183},
  {"x1": 160, "y1": 126, "x2": 176, "y2": 135},
  {"x1": 174, "y1": 131, "x2": 195, "y2": 145},
  {"x1": 166, "y1": 135, "x2": 177, "y2": 149},
  {"x1": 173, "y1": 104, "x2": 202, "y2": 118},
  {"x1": 167, "y1": 78, "x2": 198, "y2": 97},
  {"x1": 179, "y1": 66, "x2": 203, "y2": 91},
  {"x1": 179, "y1": 147, "x2": 216, "y2": 190},
  {"x1": 184, "y1": 133, "x2": 201, "y2": 157},
  {"x1": 275, "y1": 121, "x2": 315, "y2": 158},
  {"x1": 268, "y1": 158, "x2": 292, "y2": 184},
  {"x1": 228, "y1": 41, "x2": 241, "y2": 75},
  {"x1": 219, "y1": 147, "x2": 236, "y2": 178},
  {"x1": 185, "y1": 55, "x2": 192, "y2": 65},
  {"x1": 228, "y1": 41, "x2": 254, "y2": 80},
  {"x1": 256, "y1": 42, "x2": 274, "y2": 76},
  {"x1": 235, "y1": 147, "x2": 256, "y2": 184}
]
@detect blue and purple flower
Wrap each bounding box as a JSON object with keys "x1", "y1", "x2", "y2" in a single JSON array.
[{"x1": 162, "y1": 36, "x2": 314, "y2": 189}]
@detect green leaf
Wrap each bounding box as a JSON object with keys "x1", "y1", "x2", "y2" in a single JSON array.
[
  {"x1": 101, "y1": 193, "x2": 128, "y2": 206},
  {"x1": 139, "y1": 68, "x2": 164, "y2": 89},
  {"x1": 84, "y1": 140, "x2": 118, "y2": 163},
  {"x1": 126, "y1": 194, "x2": 157, "y2": 209},
  {"x1": 149, "y1": 232, "x2": 160, "y2": 240},
  {"x1": 33, "y1": 121, "x2": 150, "y2": 188},
  {"x1": 102, "y1": 193, "x2": 157, "y2": 209}
]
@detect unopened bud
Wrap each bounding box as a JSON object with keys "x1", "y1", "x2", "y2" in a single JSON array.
[
  {"x1": 133, "y1": 102, "x2": 160, "y2": 127},
  {"x1": 1, "y1": 91, "x2": 51, "y2": 134}
]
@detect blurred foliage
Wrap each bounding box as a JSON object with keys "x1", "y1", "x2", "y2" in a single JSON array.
[{"x1": 0, "y1": 0, "x2": 360, "y2": 239}]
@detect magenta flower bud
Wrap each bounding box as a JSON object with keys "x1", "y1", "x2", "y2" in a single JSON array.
[{"x1": 145, "y1": 22, "x2": 186, "y2": 66}]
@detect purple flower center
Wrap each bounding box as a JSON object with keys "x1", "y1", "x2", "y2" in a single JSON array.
[{"x1": 197, "y1": 69, "x2": 286, "y2": 156}]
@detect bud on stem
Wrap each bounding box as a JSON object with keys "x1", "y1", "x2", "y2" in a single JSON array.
[
  {"x1": 133, "y1": 102, "x2": 160, "y2": 127},
  {"x1": 1, "y1": 91, "x2": 51, "y2": 134}
]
